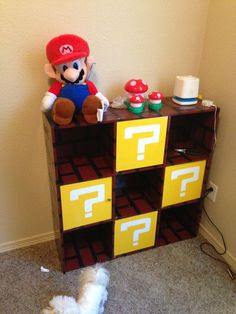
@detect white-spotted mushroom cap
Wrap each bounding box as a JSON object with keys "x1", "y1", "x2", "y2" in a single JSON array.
[
  {"x1": 129, "y1": 94, "x2": 145, "y2": 103},
  {"x1": 148, "y1": 91, "x2": 163, "y2": 101},
  {"x1": 125, "y1": 79, "x2": 148, "y2": 93}
]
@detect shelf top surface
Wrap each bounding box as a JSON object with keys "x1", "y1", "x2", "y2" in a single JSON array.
[{"x1": 44, "y1": 97, "x2": 218, "y2": 129}]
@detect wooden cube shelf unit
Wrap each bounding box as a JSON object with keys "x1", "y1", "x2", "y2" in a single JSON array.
[{"x1": 43, "y1": 97, "x2": 218, "y2": 272}]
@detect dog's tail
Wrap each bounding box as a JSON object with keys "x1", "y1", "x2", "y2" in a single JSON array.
[{"x1": 79, "y1": 264, "x2": 110, "y2": 288}]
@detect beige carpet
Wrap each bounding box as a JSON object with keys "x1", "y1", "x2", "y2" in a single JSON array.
[{"x1": 0, "y1": 236, "x2": 235, "y2": 314}]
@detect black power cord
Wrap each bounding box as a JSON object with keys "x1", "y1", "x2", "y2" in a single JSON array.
[{"x1": 200, "y1": 188, "x2": 235, "y2": 280}]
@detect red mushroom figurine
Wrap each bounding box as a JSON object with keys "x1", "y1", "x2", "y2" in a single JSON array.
[
  {"x1": 129, "y1": 94, "x2": 145, "y2": 108},
  {"x1": 148, "y1": 91, "x2": 163, "y2": 104},
  {"x1": 148, "y1": 91, "x2": 164, "y2": 111},
  {"x1": 125, "y1": 79, "x2": 148, "y2": 95}
]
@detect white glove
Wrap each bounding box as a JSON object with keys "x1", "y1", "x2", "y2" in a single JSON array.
[
  {"x1": 96, "y1": 92, "x2": 109, "y2": 112},
  {"x1": 41, "y1": 92, "x2": 57, "y2": 112},
  {"x1": 97, "y1": 108, "x2": 104, "y2": 122}
]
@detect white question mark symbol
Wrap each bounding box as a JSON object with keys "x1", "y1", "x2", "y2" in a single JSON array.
[
  {"x1": 124, "y1": 124, "x2": 160, "y2": 160},
  {"x1": 171, "y1": 166, "x2": 200, "y2": 197},
  {"x1": 70, "y1": 184, "x2": 105, "y2": 218},
  {"x1": 120, "y1": 218, "x2": 151, "y2": 246}
]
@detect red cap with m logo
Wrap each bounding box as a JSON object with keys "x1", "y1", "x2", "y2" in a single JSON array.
[{"x1": 46, "y1": 34, "x2": 90, "y2": 65}]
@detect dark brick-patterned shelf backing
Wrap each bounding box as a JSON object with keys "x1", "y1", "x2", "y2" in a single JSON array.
[
  {"x1": 114, "y1": 169, "x2": 163, "y2": 219},
  {"x1": 166, "y1": 109, "x2": 217, "y2": 165},
  {"x1": 158, "y1": 202, "x2": 202, "y2": 246},
  {"x1": 63, "y1": 222, "x2": 113, "y2": 272},
  {"x1": 56, "y1": 155, "x2": 113, "y2": 185},
  {"x1": 51, "y1": 122, "x2": 114, "y2": 186}
]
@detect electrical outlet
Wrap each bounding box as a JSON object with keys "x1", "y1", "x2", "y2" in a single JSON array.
[{"x1": 207, "y1": 181, "x2": 218, "y2": 202}]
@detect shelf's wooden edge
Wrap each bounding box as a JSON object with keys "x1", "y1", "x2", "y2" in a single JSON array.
[{"x1": 43, "y1": 97, "x2": 219, "y2": 129}]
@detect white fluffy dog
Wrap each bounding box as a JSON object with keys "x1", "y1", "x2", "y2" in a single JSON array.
[{"x1": 42, "y1": 264, "x2": 109, "y2": 314}]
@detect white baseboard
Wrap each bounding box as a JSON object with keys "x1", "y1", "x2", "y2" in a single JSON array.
[
  {"x1": 1, "y1": 226, "x2": 236, "y2": 272},
  {"x1": 0, "y1": 231, "x2": 55, "y2": 253},
  {"x1": 199, "y1": 223, "x2": 236, "y2": 271}
]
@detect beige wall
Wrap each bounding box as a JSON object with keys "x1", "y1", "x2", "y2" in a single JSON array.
[
  {"x1": 0, "y1": 1, "x2": 211, "y2": 247},
  {"x1": 199, "y1": 0, "x2": 236, "y2": 267}
]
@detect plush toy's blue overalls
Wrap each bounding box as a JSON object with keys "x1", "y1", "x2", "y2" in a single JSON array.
[{"x1": 59, "y1": 84, "x2": 91, "y2": 111}]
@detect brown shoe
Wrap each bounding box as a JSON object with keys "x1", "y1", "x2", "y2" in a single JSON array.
[
  {"x1": 52, "y1": 98, "x2": 75, "y2": 125},
  {"x1": 82, "y1": 96, "x2": 103, "y2": 124}
]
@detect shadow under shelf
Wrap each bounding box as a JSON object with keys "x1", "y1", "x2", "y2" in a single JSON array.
[{"x1": 166, "y1": 142, "x2": 210, "y2": 166}]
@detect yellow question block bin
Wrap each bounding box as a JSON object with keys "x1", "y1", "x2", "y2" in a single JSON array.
[
  {"x1": 162, "y1": 160, "x2": 206, "y2": 207},
  {"x1": 60, "y1": 177, "x2": 112, "y2": 231},
  {"x1": 116, "y1": 117, "x2": 168, "y2": 172},
  {"x1": 114, "y1": 211, "x2": 158, "y2": 256}
]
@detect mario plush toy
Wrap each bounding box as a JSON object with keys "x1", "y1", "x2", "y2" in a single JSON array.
[{"x1": 41, "y1": 34, "x2": 109, "y2": 125}]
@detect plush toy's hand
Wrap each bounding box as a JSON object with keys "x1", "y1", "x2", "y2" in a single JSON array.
[
  {"x1": 41, "y1": 92, "x2": 57, "y2": 112},
  {"x1": 96, "y1": 92, "x2": 109, "y2": 112}
]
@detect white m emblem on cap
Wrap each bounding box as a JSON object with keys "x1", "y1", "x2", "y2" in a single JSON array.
[{"x1": 59, "y1": 44, "x2": 73, "y2": 55}]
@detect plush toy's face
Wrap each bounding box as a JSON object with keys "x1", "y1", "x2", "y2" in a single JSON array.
[{"x1": 45, "y1": 57, "x2": 88, "y2": 85}]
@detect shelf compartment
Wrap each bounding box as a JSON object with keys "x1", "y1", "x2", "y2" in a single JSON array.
[
  {"x1": 56, "y1": 154, "x2": 113, "y2": 185},
  {"x1": 167, "y1": 142, "x2": 210, "y2": 165},
  {"x1": 53, "y1": 123, "x2": 115, "y2": 180},
  {"x1": 157, "y1": 202, "x2": 201, "y2": 246},
  {"x1": 166, "y1": 112, "x2": 216, "y2": 165},
  {"x1": 115, "y1": 170, "x2": 163, "y2": 219},
  {"x1": 63, "y1": 222, "x2": 112, "y2": 272}
]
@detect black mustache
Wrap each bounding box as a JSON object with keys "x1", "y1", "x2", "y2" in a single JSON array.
[{"x1": 60, "y1": 69, "x2": 85, "y2": 84}]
